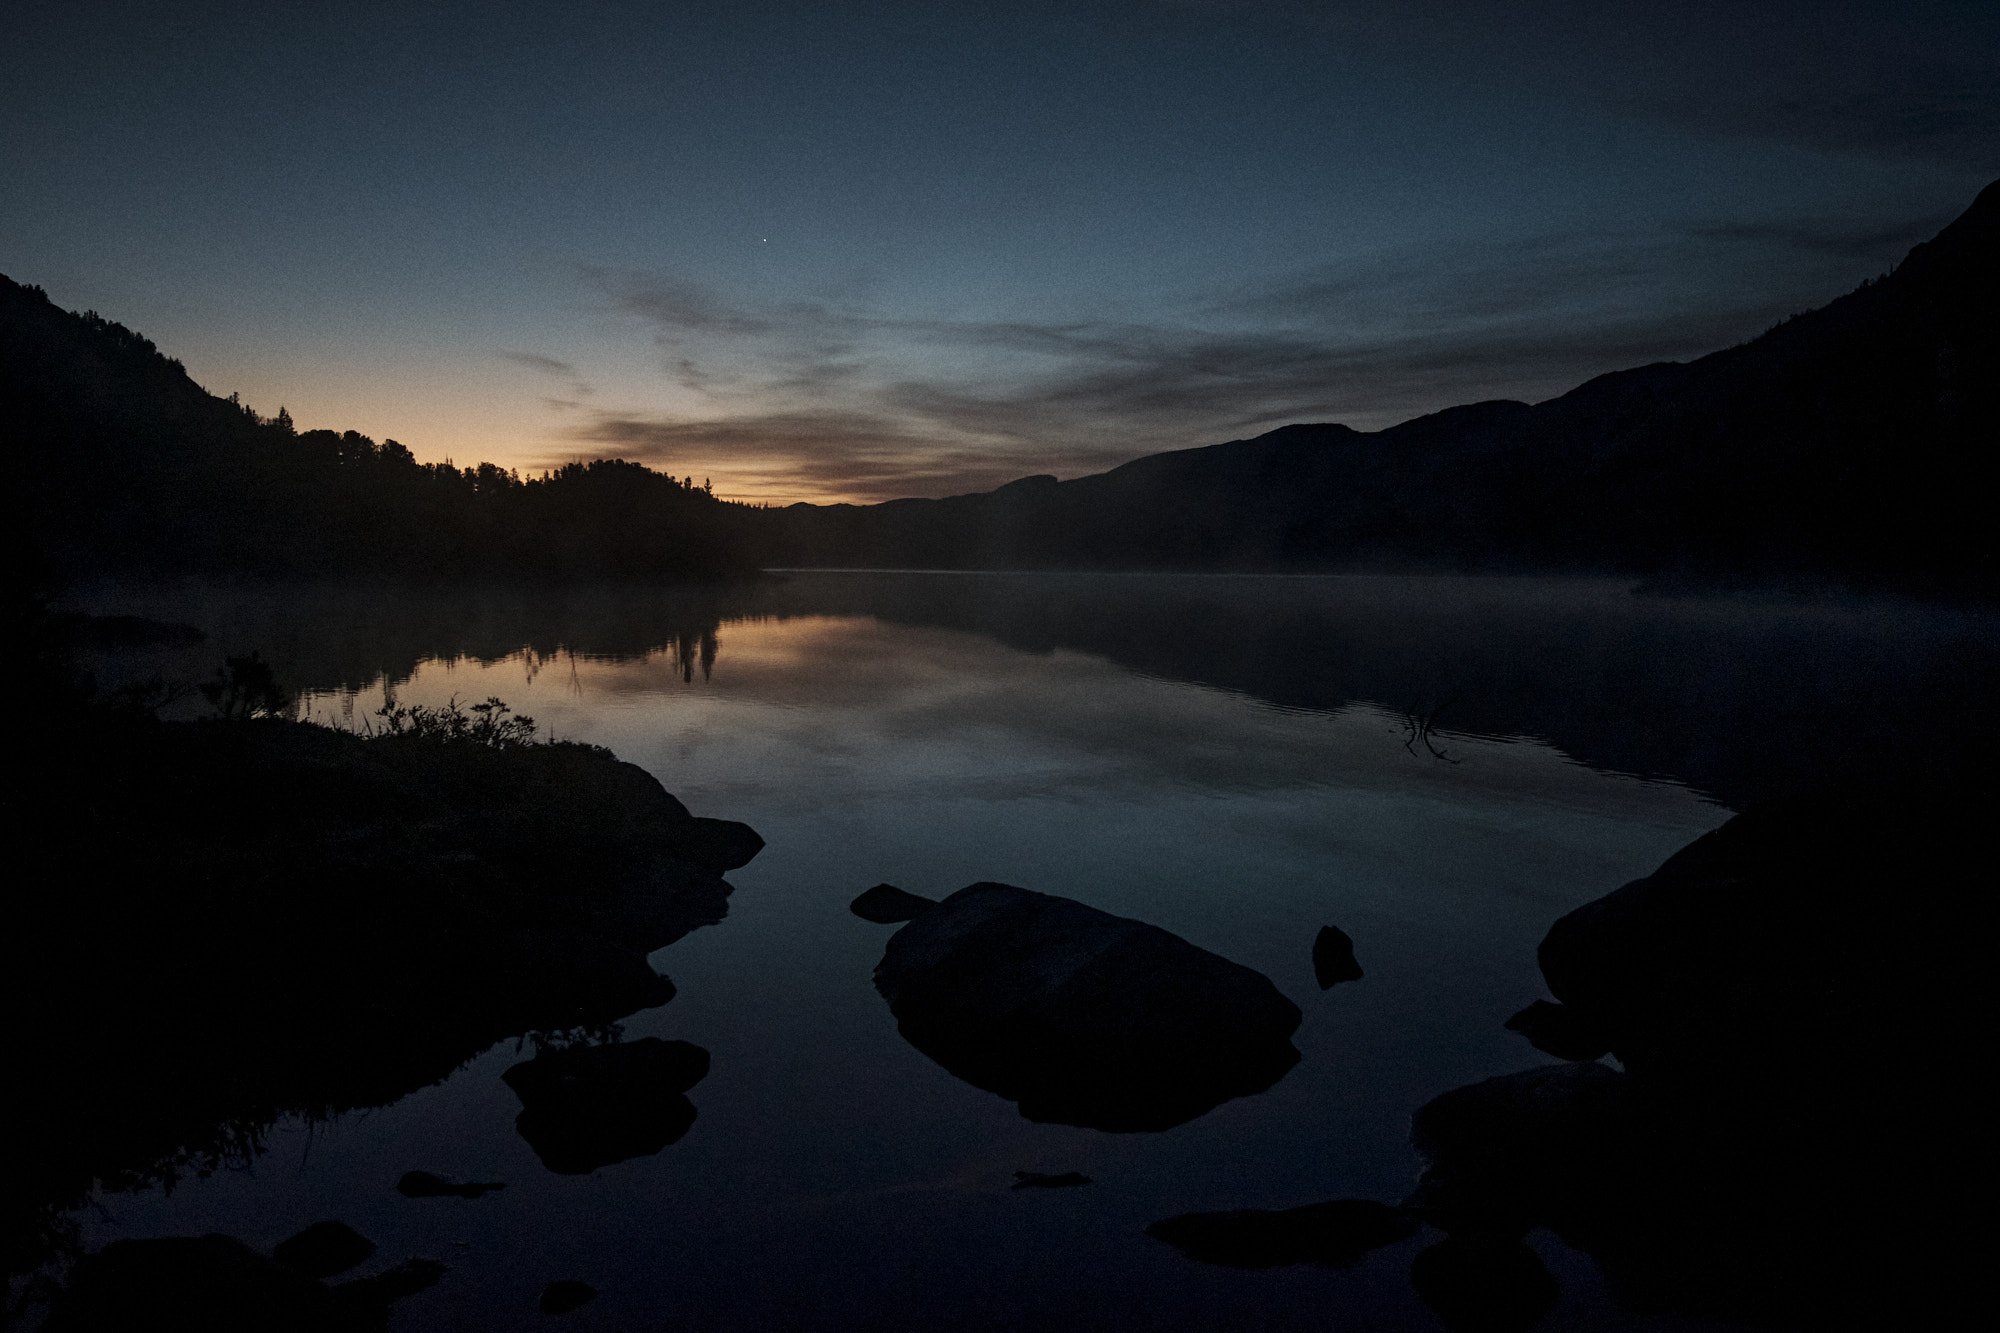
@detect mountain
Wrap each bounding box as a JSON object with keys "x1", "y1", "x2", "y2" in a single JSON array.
[
  {"x1": 766, "y1": 180, "x2": 1997, "y2": 592},
  {"x1": 0, "y1": 278, "x2": 757, "y2": 581}
]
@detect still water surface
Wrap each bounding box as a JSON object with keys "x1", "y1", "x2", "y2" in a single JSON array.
[{"x1": 70, "y1": 573, "x2": 1996, "y2": 1330}]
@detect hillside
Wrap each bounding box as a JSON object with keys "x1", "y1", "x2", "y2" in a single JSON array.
[
  {"x1": 0, "y1": 279, "x2": 758, "y2": 581},
  {"x1": 766, "y1": 180, "x2": 1997, "y2": 592}
]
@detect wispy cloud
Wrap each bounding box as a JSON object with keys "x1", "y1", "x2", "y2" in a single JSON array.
[{"x1": 500, "y1": 350, "x2": 581, "y2": 378}]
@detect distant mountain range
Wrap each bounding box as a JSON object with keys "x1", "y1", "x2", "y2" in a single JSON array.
[
  {"x1": 5, "y1": 180, "x2": 1993, "y2": 590},
  {"x1": 765, "y1": 180, "x2": 1996, "y2": 593}
]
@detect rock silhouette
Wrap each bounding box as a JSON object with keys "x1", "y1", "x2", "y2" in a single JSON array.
[
  {"x1": 873, "y1": 883, "x2": 1301, "y2": 1131},
  {"x1": 1147, "y1": 1200, "x2": 1417, "y2": 1269},
  {"x1": 1311, "y1": 925, "x2": 1363, "y2": 988},
  {"x1": 850, "y1": 883, "x2": 938, "y2": 923},
  {"x1": 502, "y1": 1038, "x2": 710, "y2": 1174},
  {"x1": 1011, "y1": 1170, "x2": 1090, "y2": 1190}
]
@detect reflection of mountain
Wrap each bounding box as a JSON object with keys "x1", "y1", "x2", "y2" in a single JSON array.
[
  {"x1": 747, "y1": 574, "x2": 1999, "y2": 810},
  {"x1": 767, "y1": 182, "x2": 1997, "y2": 593}
]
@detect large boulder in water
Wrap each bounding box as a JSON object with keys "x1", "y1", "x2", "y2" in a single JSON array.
[{"x1": 873, "y1": 883, "x2": 1301, "y2": 1131}]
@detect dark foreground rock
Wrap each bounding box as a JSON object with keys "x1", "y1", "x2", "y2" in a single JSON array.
[
  {"x1": 47, "y1": 1234, "x2": 442, "y2": 1332},
  {"x1": 9, "y1": 704, "x2": 757, "y2": 1274},
  {"x1": 1413, "y1": 785, "x2": 1992, "y2": 1327},
  {"x1": 1011, "y1": 1170, "x2": 1090, "y2": 1190},
  {"x1": 1147, "y1": 1200, "x2": 1417, "y2": 1269},
  {"x1": 273, "y1": 1220, "x2": 376, "y2": 1279},
  {"x1": 502, "y1": 1038, "x2": 710, "y2": 1174},
  {"x1": 874, "y1": 883, "x2": 1301, "y2": 1131},
  {"x1": 850, "y1": 883, "x2": 938, "y2": 923},
  {"x1": 1311, "y1": 924, "x2": 1363, "y2": 988},
  {"x1": 396, "y1": 1171, "x2": 506, "y2": 1200}
]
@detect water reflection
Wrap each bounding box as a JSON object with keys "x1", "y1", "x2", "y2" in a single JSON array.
[
  {"x1": 41, "y1": 574, "x2": 1998, "y2": 1330},
  {"x1": 81, "y1": 573, "x2": 2000, "y2": 805}
]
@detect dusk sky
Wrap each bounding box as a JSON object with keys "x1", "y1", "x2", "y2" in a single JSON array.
[{"x1": 5, "y1": 1, "x2": 1993, "y2": 504}]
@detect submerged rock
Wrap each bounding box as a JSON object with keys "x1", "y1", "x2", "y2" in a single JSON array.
[
  {"x1": 850, "y1": 883, "x2": 938, "y2": 924},
  {"x1": 502, "y1": 1038, "x2": 710, "y2": 1174},
  {"x1": 273, "y1": 1220, "x2": 375, "y2": 1279},
  {"x1": 1147, "y1": 1200, "x2": 1417, "y2": 1269},
  {"x1": 874, "y1": 883, "x2": 1301, "y2": 1131},
  {"x1": 396, "y1": 1170, "x2": 506, "y2": 1200},
  {"x1": 1312, "y1": 924, "x2": 1363, "y2": 989},
  {"x1": 539, "y1": 1279, "x2": 598, "y2": 1314}
]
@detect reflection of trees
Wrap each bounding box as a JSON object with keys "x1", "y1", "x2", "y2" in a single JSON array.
[{"x1": 83, "y1": 584, "x2": 742, "y2": 704}]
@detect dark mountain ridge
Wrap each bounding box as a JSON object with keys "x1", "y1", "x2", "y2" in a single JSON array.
[
  {"x1": 766, "y1": 180, "x2": 1997, "y2": 592},
  {"x1": 0, "y1": 277, "x2": 758, "y2": 581}
]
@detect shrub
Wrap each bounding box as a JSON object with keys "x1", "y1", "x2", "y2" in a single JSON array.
[{"x1": 372, "y1": 695, "x2": 540, "y2": 749}]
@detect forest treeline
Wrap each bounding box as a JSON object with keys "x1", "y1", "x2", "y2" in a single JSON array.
[{"x1": 3, "y1": 275, "x2": 759, "y2": 581}]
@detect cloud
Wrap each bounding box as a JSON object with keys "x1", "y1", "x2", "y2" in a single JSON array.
[
  {"x1": 500, "y1": 350, "x2": 580, "y2": 378},
  {"x1": 554, "y1": 407, "x2": 1092, "y2": 503}
]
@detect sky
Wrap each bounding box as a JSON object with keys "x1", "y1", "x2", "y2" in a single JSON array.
[{"x1": 3, "y1": 1, "x2": 1994, "y2": 505}]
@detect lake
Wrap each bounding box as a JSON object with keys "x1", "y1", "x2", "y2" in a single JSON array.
[{"x1": 57, "y1": 572, "x2": 1999, "y2": 1330}]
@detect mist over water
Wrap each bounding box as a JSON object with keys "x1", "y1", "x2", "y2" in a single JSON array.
[{"x1": 58, "y1": 572, "x2": 1996, "y2": 1329}]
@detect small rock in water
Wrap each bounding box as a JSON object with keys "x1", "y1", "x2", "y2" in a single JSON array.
[
  {"x1": 1012, "y1": 1170, "x2": 1091, "y2": 1190},
  {"x1": 540, "y1": 1280, "x2": 598, "y2": 1314},
  {"x1": 396, "y1": 1170, "x2": 507, "y2": 1199},
  {"x1": 502, "y1": 1038, "x2": 710, "y2": 1174},
  {"x1": 1148, "y1": 1199, "x2": 1416, "y2": 1269},
  {"x1": 272, "y1": 1220, "x2": 375, "y2": 1279},
  {"x1": 1503, "y1": 1000, "x2": 1611, "y2": 1061},
  {"x1": 850, "y1": 883, "x2": 938, "y2": 923},
  {"x1": 1313, "y1": 925, "x2": 1364, "y2": 989}
]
